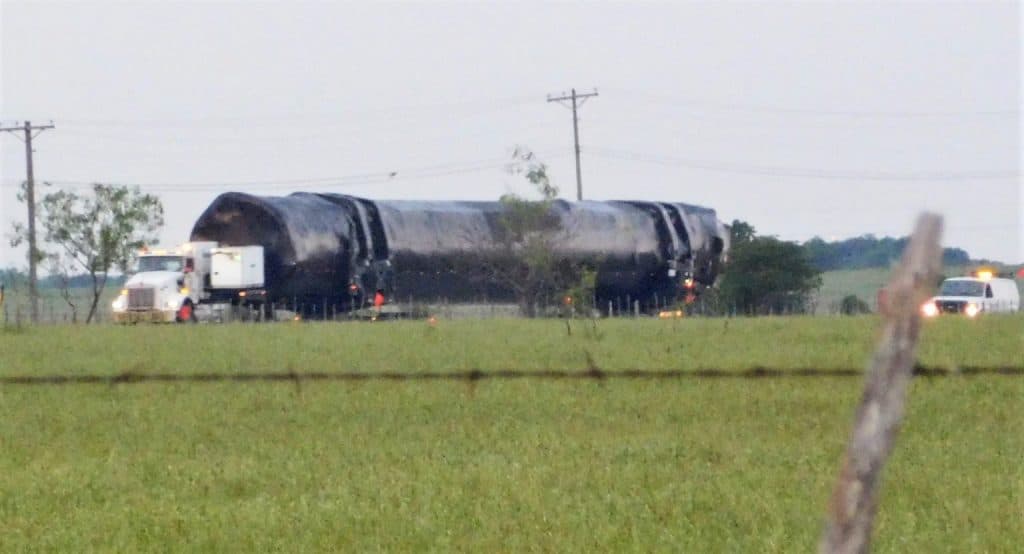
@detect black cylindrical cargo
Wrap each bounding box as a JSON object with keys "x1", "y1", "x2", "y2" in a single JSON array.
[
  {"x1": 190, "y1": 192, "x2": 360, "y2": 302},
  {"x1": 190, "y1": 192, "x2": 728, "y2": 311}
]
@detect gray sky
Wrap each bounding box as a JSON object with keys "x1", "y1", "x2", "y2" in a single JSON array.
[{"x1": 2, "y1": 1, "x2": 1021, "y2": 268}]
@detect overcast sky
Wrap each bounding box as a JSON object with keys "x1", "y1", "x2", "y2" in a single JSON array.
[{"x1": 2, "y1": 1, "x2": 1021, "y2": 268}]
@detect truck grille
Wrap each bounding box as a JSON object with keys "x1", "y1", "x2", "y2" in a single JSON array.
[
  {"x1": 127, "y1": 288, "x2": 155, "y2": 310},
  {"x1": 938, "y1": 300, "x2": 965, "y2": 314}
]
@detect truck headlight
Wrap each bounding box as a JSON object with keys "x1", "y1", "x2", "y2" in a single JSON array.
[
  {"x1": 964, "y1": 303, "x2": 979, "y2": 318},
  {"x1": 921, "y1": 302, "x2": 938, "y2": 318},
  {"x1": 166, "y1": 299, "x2": 178, "y2": 309}
]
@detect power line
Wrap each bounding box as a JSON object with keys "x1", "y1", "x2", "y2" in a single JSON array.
[
  {"x1": 605, "y1": 87, "x2": 1020, "y2": 118},
  {"x1": 1, "y1": 120, "x2": 55, "y2": 324},
  {"x1": 586, "y1": 146, "x2": 1019, "y2": 181},
  {"x1": 0, "y1": 150, "x2": 573, "y2": 193},
  {"x1": 52, "y1": 119, "x2": 568, "y2": 151},
  {"x1": 548, "y1": 88, "x2": 599, "y2": 201},
  {"x1": 42, "y1": 95, "x2": 538, "y2": 128}
]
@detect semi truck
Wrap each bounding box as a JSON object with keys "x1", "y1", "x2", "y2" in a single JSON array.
[
  {"x1": 111, "y1": 242, "x2": 266, "y2": 323},
  {"x1": 114, "y1": 192, "x2": 731, "y2": 322}
]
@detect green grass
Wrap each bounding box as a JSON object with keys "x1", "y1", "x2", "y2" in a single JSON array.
[{"x1": 1, "y1": 317, "x2": 1022, "y2": 551}]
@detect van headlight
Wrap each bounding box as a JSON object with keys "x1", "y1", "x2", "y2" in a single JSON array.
[
  {"x1": 964, "y1": 303, "x2": 980, "y2": 318},
  {"x1": 921, "y1": 301, "x2": 938, "y2": 318}
]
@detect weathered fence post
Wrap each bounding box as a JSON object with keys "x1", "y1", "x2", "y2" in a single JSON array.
[{"x1": 819, "y1": 213, "x2": 943, "y2": 554}]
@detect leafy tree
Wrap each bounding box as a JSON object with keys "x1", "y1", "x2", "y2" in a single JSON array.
[
  {"x1": 7, "y1": 181, "x2": 46, "y2": 278},
  {"x1": 718, "y1": 236, "x2": 822, "y2": 315},
  {"x1": 11, "y1": 183, "x2": 164, "y2": 323},
  {"x1": 467, "y1": 146, "x2": 592, "y2": 317},
  {"x1": 729, "y1": 219, "x2": 756, "y2": 246},
  {"x1": 839, "y1": 294, "x2": 872, "y2": 315}
]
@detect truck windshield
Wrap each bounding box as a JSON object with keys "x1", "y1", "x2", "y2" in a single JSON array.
[
  {"x1": 136, "y1": 256, "x2": 185, "y2": 272},
  {"x1": 939, "y1": 280, "x2": 984, "y2": 297}
]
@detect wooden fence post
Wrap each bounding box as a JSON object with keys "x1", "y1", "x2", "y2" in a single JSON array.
[{"x1": 819, "y1": 213, "x2": 943, "y2": 554}]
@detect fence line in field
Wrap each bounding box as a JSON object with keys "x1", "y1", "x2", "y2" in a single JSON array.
[
  {"x1": 0, "y1": 291, "x2": 886, "y2": 326},
  {"x1": 2, "y1": 364, "x2": 1022, "y2": 386}
]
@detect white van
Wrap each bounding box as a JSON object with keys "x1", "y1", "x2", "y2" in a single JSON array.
[{"x1": 922, "y1": 276, "x2": 1021, "y2": 317}]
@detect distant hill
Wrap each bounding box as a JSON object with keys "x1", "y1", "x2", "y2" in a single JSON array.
[{"x1": 803, "y1": 235, "x2": 971, "y2": 271}]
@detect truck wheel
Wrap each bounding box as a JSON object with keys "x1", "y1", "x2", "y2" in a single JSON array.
[{"x1": 176, "y1": 301, "x2": 198, "y2": 323}]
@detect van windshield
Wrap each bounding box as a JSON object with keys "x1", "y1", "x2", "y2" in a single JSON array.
[
  {"x1": 939, "y1": 280, "x2": 984, "y2": 297},
  {"x1": 136, "y1": 256, "x2": 185, "y2": 272}
]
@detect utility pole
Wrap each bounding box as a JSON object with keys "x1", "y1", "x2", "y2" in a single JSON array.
[
  {"x1": 547, "y1": 88, "x2": 598, "y2": 201},
  {"x1": 2, "y1": 120, "x2": 55, "y2": 324}
]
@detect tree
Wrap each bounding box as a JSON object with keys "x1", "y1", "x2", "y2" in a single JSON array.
[
  {"x1": 729, "y1": 219, "x2": 757, "y2": 246},
  {"x1": 8, "y1": 181, "x2": 46, "y2": 279},
  {"x1": 467, "y1": 146, "x2": 591, "y2": 317},
  {"x1": 11, "y1": 183, "x2": 164, "y2": 323},
  {"x1": 839, "y1": 294, "x2": 871, "y2": 316},
  {"x1": 717, "y1": 236, "x2": 822, "y2": 315}
]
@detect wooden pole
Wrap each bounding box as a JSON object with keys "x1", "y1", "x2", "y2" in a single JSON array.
[{"x1": 819, "y1": 213, "x2": 943, "y2": 554}]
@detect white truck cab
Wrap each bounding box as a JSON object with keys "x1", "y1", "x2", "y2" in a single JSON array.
[
  {"x1": 112, "y1": 242, "x2": 264, "y2": 323},
  {"x1": 922, "y1": 272, "x2": 1021, "y2": 318}
]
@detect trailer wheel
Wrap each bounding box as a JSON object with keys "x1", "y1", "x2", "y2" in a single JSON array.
[{"x1": 176, "y1": 301, "x2": 198, "y2": 323}]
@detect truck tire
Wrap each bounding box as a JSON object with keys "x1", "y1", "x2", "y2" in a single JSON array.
[{"x1": 176, "y1": 301, "x2": 198, "y2": 323}]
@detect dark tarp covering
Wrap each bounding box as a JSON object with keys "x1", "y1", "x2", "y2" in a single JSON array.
[
  {"x1": 190, "y1": 192, "x2": 359, "y2": 300},
  {"x1": 373, "y1": 199, "x2": 666, "y2": 300},
  {"x1": 190, "y1": 192, "x2": 728, "y2": 308}
]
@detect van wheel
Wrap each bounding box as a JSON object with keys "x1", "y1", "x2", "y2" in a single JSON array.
[{"x1": 176, "y1": 301, "x2": 198, "y2": 323}]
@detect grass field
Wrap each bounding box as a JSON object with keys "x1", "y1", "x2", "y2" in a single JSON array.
[{"x1": 2, "y1": 316, "x2": 1022, "y2": 551}]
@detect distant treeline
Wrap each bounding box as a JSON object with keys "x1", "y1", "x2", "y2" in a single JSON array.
[
  {"x1": 0, "y1": 269, "x2": 126, "y2": 291},
  {"x1": 802, "y1": 235, "x2": 970, "y2": 271}
]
